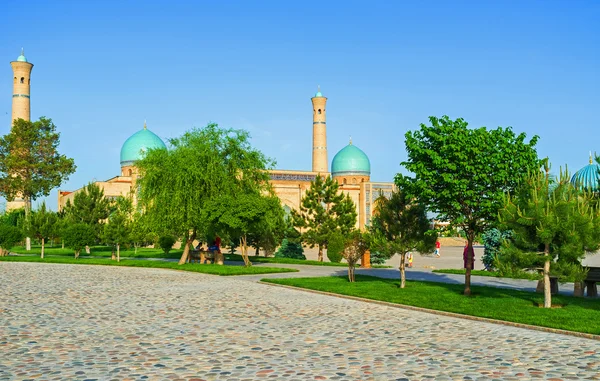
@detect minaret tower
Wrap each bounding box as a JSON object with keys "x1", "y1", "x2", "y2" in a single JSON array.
[
  {"x1": 311, "y1": 86, "x2": 328, "y2": 173},
  {"x1": 7, "y1": 49, "x2": 33, "y2": 212},
  {"x1": 11, "y1": 49, "x2": 33, "y2": 123}
]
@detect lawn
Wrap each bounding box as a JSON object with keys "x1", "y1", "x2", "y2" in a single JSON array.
[
  {"x1": 262, "y1": 275, "x2": 600, "y2": 335},
  {"x1": 12, "y1": 245, "x2": 182, "y2": 259},
  {"x1": 224, "y1": 253, "x2": 391, "y2": 268},
  {"x1": 433, "y1": 268, "x2": 539, "y2": 280},
  {"x1": 0, "y1": 256, "x2": 298, "y2": 276}
]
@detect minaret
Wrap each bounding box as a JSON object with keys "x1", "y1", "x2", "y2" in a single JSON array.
[
  {"x1": 311, "y1": 86, "x2": 328, "y2": 173},
  {"x1": 11, "y1": 49, "x2": 33, "y2": 122},
  {"x1": 6, "y1": 50, "x2": 33, "y2": 212}
]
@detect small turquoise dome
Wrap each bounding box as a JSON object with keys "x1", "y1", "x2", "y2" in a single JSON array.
[
  {"x1": 571, "y1": 158, "x2": 600, "y2": 191},
  {"x1": 16, "y1": 54, "x2": 27, "y2": 62},
  {"x1": 315, "y1": 91, "x2": 323, "y2": 97},
  {"x1": 120, "y1": 123, "x2": 167, "y2": 167},
  {"x1": 331, "y1": 141, "x2": 371, "y2": 176}
]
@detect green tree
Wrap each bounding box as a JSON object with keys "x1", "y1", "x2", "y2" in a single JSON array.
[
  {"x1": 136, "y1": 123, "x2": 273, "y2": 265},
  {"x1": 499, "y1": 161, "x2": 600, "y2": 307},
  {"x1": 326, "y1": 231, "x2": 345, "y2": 263},
  {"x1": 63, "y1": 223, "x2": 96, "y2": 259},
  {"x1": 64, "y1": 182, "x2": 112, "y2": 245},
  {"x1": 370, "y1": 189, "x2": 437, "y2": 288},
  {"x1": 25, "y1": 201, "x2": 58, "y2": 258},
  {"x1": 0, "y1": 225, "x2": 24, "y2": 256},
  {"x1": 400, "y1": 115, "x2": 539, "y2": 295},
  {"x1": 102, "y1": 196, "x2": 132, "y2": 262},
  {"x1": 203, "y1": 193, "x2": 283, "y2": 266},
  {"x1": 129, "y1": 211, "x2": 154, "y2": 254},
  {"x1": 0, "y1": 117, "x2": 76, "y2": 216},
  {"x1": 291, "y1": 175, "x2": 357, "y2": 262},
  {"x1": 341, "y1": 230, "x2": 370, "y2": 282},
  {"x1": 274, "y1": 238, "x2": 305, "y2": 260}
]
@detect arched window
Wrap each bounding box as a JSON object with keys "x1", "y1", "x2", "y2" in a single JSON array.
[
  {"x1": 352, "y1": 178, "x2": 357, "y2": 184},
  {"x1": 318, "y1": 109, "x2": 322, "y2": 114},
  {"x1": 361, "y1": 179, "x2": 365, "y2": 183},
  {"x1": 343, "y1": 178, "x2": 347, "y2": 185},
  {"x1": 128, "y1": 169, "x2": 133, "y2": 176},
  {"x1": 20, "y1": 77, "x2": 24, "y2": 84},
  {"x1": 13, "y1": 77, "x2": 16, "y2": 84},
  {"x1": 28, "y1": 79, "x2": 30, "y2": 85}
]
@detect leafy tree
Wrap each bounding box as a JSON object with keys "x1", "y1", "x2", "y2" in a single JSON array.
[
  {"x1": 202, "y1": 193, "x2": 283, "y2": 266},
  {"x1": 63, "y1": 223, "x2": 96, "y2": 259},
  {"x1": 291, "y1": 175, "x2": 357, "y2": 262},
  {"x1": 136, "y1": 124, "x2": 273, "y2": 265},
  {"x1": 0, "y1": 117, "x2": 76, "y2": 216},
  {"x1": 64, "y1": 182, "x2": 111, "y2": 244},
  {"x1": 158, "y1": 236, "x2": 176, "y2": 255},
  {"x1": 129, "y1": 211, "x2": 154, "y2": 254},
  {"x1": 499, "y1": 161, "x2": 600, "y2": 307},
  {"x1": 274, "y1": 238, "x2": 305, "y2": 260},
  {"x1": 102, "y1": 196, "x2": 132, "y2": 262},
  {"x1": 400, "y1": 115, "x2": 539, "y2": 295},
  {"x1": 0, "y1": 208, "x2": 25, "y2": 227},
  {"x1": 370, "y1": 189, "x2": 437, "y2": 288},
  {"x1": 25, "y1": 201, "x2": 57, "y2": 258},
  {"x1": 0, "y1": 225, "x2": 24, "y2": 256},
  {"x1": 341, "y1": 231, "x2": 370, "y2": 282},
  {"x1": 248, "y1": 198, "x2": 286, "y2": 257}
]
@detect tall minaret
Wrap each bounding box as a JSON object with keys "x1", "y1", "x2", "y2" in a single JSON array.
[
  {"x1": 7, "y1": 49, "x2": 33, "y2": 212},
  {"x1": 11, "y1": 49, "x2": 33, "y2": 123},
  {"x1": 311, "y1": 86, "x2": 328, "y2": 173}
]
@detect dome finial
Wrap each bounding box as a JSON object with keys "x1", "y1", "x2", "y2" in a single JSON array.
[
  {"x1": 590, "y1": 151, "x2": 593, "y2": 164},
  {"x1": 21, "y1": 47, "x2": 24, "y2": 56},
  {"x1": 349, "y1": 136, "x2": 352, "y2": 145},
  {"x1": 143, "y1": 119, "x2": 147, "y2": 130}
]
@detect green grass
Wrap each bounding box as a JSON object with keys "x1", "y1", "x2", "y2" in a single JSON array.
[
  {"x1": 433, "y1": 268, "x2": 539, "y2": 280},
  {"x1": 12, "y1": 245, "x2": 183, "y2": 259},
  {"x1": 262, "y1": 275, "x2": 600, "y2": 335},
  {"x1": 0, "y1": 255, "x2": 298, "y2": 276}
]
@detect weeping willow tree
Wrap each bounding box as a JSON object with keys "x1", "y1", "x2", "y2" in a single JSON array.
[
  {"x1": 136, "y1": 124, "x2": 274, "y2": 265},
  {"x1": 499, "y1": 160, "x2": 600, "y2": 308}
]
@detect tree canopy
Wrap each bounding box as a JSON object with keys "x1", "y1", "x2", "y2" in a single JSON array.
[
  {"x1": 64, "y1": 182, "x2": 112, "y2": 243},
  {"x1": 136, "y1": 123, "x2": 274, "y2": 264},
  {"x1": 291, "y1": 175, "x2": 357, "y2": 262},
  {"x1": 25, "y1": 201, "x2": 58, "y2": 258},
  {"x1": 399, "y1": 115, "x2": 540, "y2": 295},
  {"x1": 0, "y1": 117, "x2": 76, "y2": 215}
]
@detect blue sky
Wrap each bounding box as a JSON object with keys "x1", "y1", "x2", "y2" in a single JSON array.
[{"x1": 1, "y1": 0, "x2": 599, "y2": 211}]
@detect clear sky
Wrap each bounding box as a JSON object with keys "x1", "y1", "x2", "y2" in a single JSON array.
[{"x1": 1, "y1": 0, "x2": 599, "y2": 211}]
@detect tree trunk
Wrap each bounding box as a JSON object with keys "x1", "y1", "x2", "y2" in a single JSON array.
[
  {"x1": 62, "y1": 241, "x2": 65, "y2": 249},
  {"x1": 41, "y1": 238, "x2": 45, "y2": 259},
  {"x1": 26, "y1": 237, "x2": 31, "y2": 251},
  {"x1": 399, "y1": 253, "x2": 406, "y2": 289},
  {"x1": 464, "y1": 239, "x2": 473, "y2": 296},
  {"x1": 178, "y1": 230, "x2": 197, "y2": 265},
  {"x1": 348, "y1": 265, "x2": 355, "y2": 282},
  {"x1": 255, "y1": 246, "x2": 259, "y2": 256},
  {"x1": 111, "y1": 247, "x2": 116, "y2": 260},
  {"x1": 24, "y1": 195, "x2": 31, "y2": 252},
  {"x1": 117, "y1": 243, "x2": 120, "y2": 263},
  {"x1": 85, "y1": 245, "x2": 90, "y2": 254},
  {"x1": 134, "y1": 244, "x2": 138, "y2": 254},
  {"x1": 241, "y1": 235, "x2": 251, "y2": 267},
  {"x1": 574, "y1": 281, "x2": 584, "y2": 297},
  {"x1": 75, "y1": 250, "x2": 80, "y2": 259},
  {"x1": 543, "y1": 243, "x2": 551, "y2": 308},
  {"x1": 318, "y1": 245, "x2": 323, "y2": 262}
]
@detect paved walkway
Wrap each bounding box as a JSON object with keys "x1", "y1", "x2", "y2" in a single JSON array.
[{"x1": 1, "y1": 262, "x2": 598, "y2": 380}]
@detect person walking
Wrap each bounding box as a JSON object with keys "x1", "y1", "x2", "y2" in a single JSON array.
[{"x1": 435, "y1": 240, "x2": 441, "y2": 257}]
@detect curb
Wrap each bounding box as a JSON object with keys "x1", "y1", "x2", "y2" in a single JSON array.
[{"x1": 259, "y1": 281, "x2": 600, "y2": 342}]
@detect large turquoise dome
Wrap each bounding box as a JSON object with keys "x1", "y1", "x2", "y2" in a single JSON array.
[
  {"x1": 331, "y1": 141, "x2": 371, "y2": 176},
  {"x1": 120, "y1": 123, "x2": 167, "y2": 167},
  {"x1": 571, "y1": 158, "x2": 600, "y2": 191}
]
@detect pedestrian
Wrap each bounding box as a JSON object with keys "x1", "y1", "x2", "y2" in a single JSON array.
[
  {"x1": 407, "y1": 252, "x2": 413, "y2": 268},
  {"x1": 435, "y1": 240, "x2": 441, "y2": 257}
]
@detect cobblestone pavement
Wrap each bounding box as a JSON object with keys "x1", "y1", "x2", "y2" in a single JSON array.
[{"x1": 1, "y1": 262, "x2": 599, "y2": 381}]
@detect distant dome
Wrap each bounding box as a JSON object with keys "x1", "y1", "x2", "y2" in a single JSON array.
[
  {"x1": 571, "y1": 158, "x2": 600, "y2": 191},
  {"x1": 331, "y1": 141, "x2": 370, "y2": 176},
  {"x1": 120, "y1": 123, "x2": 167, "y2": 167},
  {"x1": 16, "y1": 48, "x2": 27, "y2": 62}
]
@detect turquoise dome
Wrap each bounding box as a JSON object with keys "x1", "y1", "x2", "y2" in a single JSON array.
[
  {"x1": 571, "y1": 159, "x2": 600, "y2": 191},
  {"x1": 16, "y1": 48, "x2": 27, "y2": 62},
  {"x1": 331, "y1": 142, "x2": 371, "y2": 176},
  {"x1": 120, "y1": 124, "x2": 167, "y2": 167}
]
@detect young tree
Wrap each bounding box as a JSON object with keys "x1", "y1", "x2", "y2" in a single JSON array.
[
  {"x1": 370, "y1": 190, "x2": 437, "y2": 288},
  {"x1": 0, "y1": 225, "x2": 24, "y2": 256},
  {"x1": 291, "y1": 175, "x2": 357, "y2": 262},
  {"x1": 102, "y1": 197, "x2": 132, "y2": 262},
  {"x1": 129, "y1": 211, "x2": 154, "y2": 254},
  {"x1": 0, "y1": 117, "x2": 76, "y2": 216},
  {"x1": 136, "y1": 124, "x2": 274, "y2": 265},
  {"x1": 63, "y1": 223, "x2": 96, "y2": 259},
  {"x1": 203, "y1": 193, "x2": 283, "y2": 266},
  {"x1": 499, "y1": 161, "x2": 600, "y2": 307},
  {"x1": 25, "y1": 201, "x2": 58, "y2": 258},
  {"x1": 64, "y1": 182, "x2": 112, "y2": 245},
  {"x1": 400, "y1": 115, "x2": 540, "y2": 295},
  {"x1": 341, "y1": 231, "x2": 370, "y2": 282}
]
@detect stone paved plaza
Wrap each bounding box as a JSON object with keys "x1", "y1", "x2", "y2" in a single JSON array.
[{"x1": 1, "y1": 262, "x2": 599, "y2": 380}]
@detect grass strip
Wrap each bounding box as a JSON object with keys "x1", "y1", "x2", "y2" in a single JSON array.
[
  {"x1": 224, "y1": 254, "x2": 391, "y2": 268},
  {"x1": 262, "y1": 275, "x2": 600, "y2": 334},
  {"x1": 433, "y1": 268, "x2": 539, "y2": 280},
  {"x1": 0, "y1": 256, "x2": 298, "y2": 276}
]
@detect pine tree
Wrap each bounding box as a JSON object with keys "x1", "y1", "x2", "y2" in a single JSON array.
[{"x1": 291, "y1": 175, "x2": 357, "y2": 262}]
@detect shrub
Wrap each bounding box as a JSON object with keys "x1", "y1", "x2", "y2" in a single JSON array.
[
  {"x1": 275, "y1": 239, "x2": 305, "y2": 260},
  {"x1": 326, "y1": 232, "x2": 344, "y2": 263},
  {"x1": 482, "y1": 228, "x2": 512, "y2": 271},
  {"x1": 369, "y1": 251, "x2": 386, "y2": 265},
  {"x1": 0, "y1": 225, "x2": 24, "y2": 255},
  {"x1": 158, "y1": 236, "x2": 176, "y2": 255},
  {"x1": 63, "y1": 223, "x2": 96, "y2": 258}
]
